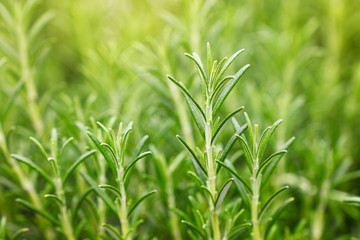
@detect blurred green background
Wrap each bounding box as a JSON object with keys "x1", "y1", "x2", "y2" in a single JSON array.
[{"x1": 0, "y1": 0, "x2": 359, "y2": 239}]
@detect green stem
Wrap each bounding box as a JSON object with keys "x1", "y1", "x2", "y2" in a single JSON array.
[
  {"x1": 312, "y1": 179, "x2": 330, "y2": 240},
  {"x1": 55, "y1": 176, "x2": 75, "y2": 240},
  {"x1": 118, "y1": 168, "x2": 130, "y2": 240},
  {"x1": 205, "y1": 99, "x2": 220, "y2": 240},
  {"x1": 251, "y1": 158, "x2": 262, "y2": 240},
  {"x1": 0, "y1": 125, "x2": 54, "y2": 239},
  {"x1": 14, "y1": 2, "x2": 43, "y2": 136},
  {"x1": 167, "y1": 176, "x2": 182, "y2": 240}
]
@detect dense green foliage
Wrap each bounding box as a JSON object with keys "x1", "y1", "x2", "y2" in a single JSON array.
[{"x1": 0, "y1": 0, "x2": 359, "y2": 239}]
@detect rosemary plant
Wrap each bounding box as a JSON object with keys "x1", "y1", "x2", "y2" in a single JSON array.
[
  {"x1": 11, "y1": 129, "x2": 96, "y2": 239},
  {"x1": 218, "y1": 114, "x2": 295, "y2": 240},
  {"x1": 86, "y1": 121, "x2": 156, "y2": 240},
  {"x1": 168, "y1": 43, "x2": 249, "y2": 239}
]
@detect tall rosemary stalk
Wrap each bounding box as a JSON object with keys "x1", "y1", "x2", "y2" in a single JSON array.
[{"x1": 168, "y1": 43, "x2": 249, "y2": 239}]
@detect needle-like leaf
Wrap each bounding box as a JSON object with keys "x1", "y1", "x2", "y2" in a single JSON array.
[
  {"x1": 62, "y1": 150, "x2": 96, "y2": 185},
  {"x1": 213, "y1": 64, "x2": 250, "y2": 115},
  {"x1": 215, "y1": 178, "x2": 233, "y2": 209},
  {"x1": 176, "y1": 135, "x2": 207, "y2": 176},
  {"x1": 128, "y1": 190, "x2": 157, "y2": 217},
  {"x1": 16, "y1": 199, "x2": 60, "y2": 226},
  {"x1": 11, "y1": 154, "x2": 54, "y2": 186}
]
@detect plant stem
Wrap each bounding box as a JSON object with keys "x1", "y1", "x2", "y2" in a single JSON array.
[
  {"x1": 14, "y1": 2, "x2": 44, "y2": 136},
  {"x1": 55, "y1": 176, "x2": 75, "y2": 240},
  {"x1": 118, "y1": 167, "x2": 130, "y2": 240},
  {"x1": 312, "y1": 178, "x2": 330, "y2": 240},
  {"x1": 251, "y1": 158, "x2": 262, "y2": 240},
  {"x1": 0, "y1": 124, "x2": 54, "y2": 239},
  {"x1": 205, "y1": 99, "x2": 220, "y2": 240},
  {"x1": 167, "y1": 176, "x2": 182, "y2": 240}
]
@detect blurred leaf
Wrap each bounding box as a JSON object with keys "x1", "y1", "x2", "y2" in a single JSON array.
[
  {"x1": 123, "y1": 151, "x2": 151, "y2": 182},
  {"x1": 181, "y1": 220, "x2": 206, "y2": 238},
  {"x1": 265, "y1": 197, "x2": 294, "y2": 237},
  {"x1": 168, "y1": 75, "x2": 205, "y2": 137},
  {"x1": 103, "y1": 223, "x2": 123, "y2": 240},
  {"x1": 80, "y1": 171, "x2": 117, "y2": 214},
  {"x1": 257, "y1": 119, "x2": 283, "y2": 161},
  {"x1": 258, "y1": 186, "x2": 289, "y2": 220},
  {"x1": 217, "y1": 122, "x2": 248, "y2": 167},
  {"x1": 62, "y1": 150, "x2": 96, "y2": 186},
  {"x1": 11, "y1": 154, "x2": 54, "y2": 186},
  {"x1": 44, "y1": 194, "x2": 63, "y2": 206},
  {"x1": 257, "y1": 150, "x2": 287, "y2": 177},
  {"x1": 87, "y1": 131, "x2": 117, "y2": 176},
  {"x1": 128, "y1": 190, "x2": 157, "y2": 217},
  {"x1": 16, "y1": 198, "x2": 60, "y2": 226}
]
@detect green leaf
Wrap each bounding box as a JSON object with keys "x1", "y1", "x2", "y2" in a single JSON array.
[
  {"x1": 210, "y1": 76, "x2": 233, "y2": 104},
  {"x1": 176, "y1": 135, "x2": 207, "y2": 176},
  {"x1": 216, "y1": 160, "x2": 251, "y2": 194},
  {"x1": 170, "y1": 207, "x2": 191, "y2": 223},
  {"x1": 258, "y1": 186, "x2": 289, "y2": 220},
  {"x1": 184, "y1": 53, "x2": 208, "y2": 87},
  {"x1": 0, "y1": 217, "x2": 6, "y2": 239},
  {"x1": 87, "y1": 131, "x2": 117, "y2": 176},
  {"x1": 262, "y1": 137, "x2": 295, "y2": 187},
  {"x1": 72, "y1": 188, "x2": 94, "y2": 223},
  {"x1": 130, "y1": 135, "x2": 149, "y2": 163},
  {"x1": 215, "y1": 178, "x2": 233, "y2": 209},
  {"x1": 200, "y1": 185, "x2": 215, "y2": 205},
  {"x1": 329, "y1": 190, "x2": 360, "y2": 205},
  {"x1": 228, "y1": 223, "x2": 251, "y2": 238},
  {"x1": 181, "y1": 220, "x2": 206, "y2": 238},
  {"x1": 80, "y1": 171, "x2": 117, "y2": 214},
  {"x1": 29, "y1": 11, "x2": 55, "y2": 41},
  {"x1": 120, "y1": 122, "x2": 133, "y2": 164},
  {"x1": 265, "y1": 197, "x2": 294, "y2": 237},
  {"x1": 187, "y1": 171, "x2": 204, "y2": 186},
  {"x1": 2, "y1": 79, "x2": 24, "y2": 122},
  {"x1": 11, "y1": 227, "x2": 30, "y2": 240},
  {"x1": 123, "y1": 151, "x2": 151, "y2": 182},
  {"x1": 214, "y1": 49, "x2": 245, "y2": 87},
  {"x1": 96, "y1": 121, "x2": 111, "y2": 139},
  {"x1": 62, "y1": 150, "x2": 96, "y2": 186},
  {"x1": 220, "y1": 160, "x2": 251, "y2": 210},
  {"x1": 44, "y1": 194, "x2": 63, "y2": 206},
  {"x1": 11, "y1": 154, "x2": 54, "y2": 187},
  {"x1": 0, "y1": 3, "x2": 15, "y2": 26},
  {"x1": 29, "y1": 137, "x2": 48, "y2": 159},
  {"x1": 257, "y1": 119, "x2": 283, "y2": 160},
  {"x1": 213, "y1": 64, "x2": 250, "y2": 115},
  {"x1": 128, "y1": 190, "x2": 157, "y2": 217},
  {"x1": 235, "y1": 135, "x2": 253, "y2": 172},
  {"x1": 59, "y1": 137, "x2": 74, "y2": 160},
  {"x1": 103, "y1": 223, "x2": 123, "y2": 240},
  {"x1": 100, "y1": 143, "x2": 117, "y2": 163},
  {"x1": 257, "y1": 150, "x2": 287, "y2": 177},
  {"x1": 99, "y1": 184, "x2": 122, "y2": 199},
  {"x1": 167, "y1": 75, "x2": 206, "y2": 137},
  {"x1": 169, "y1": 152, "x2": 187, "y2": 173},
  {"x1": 243, "y1": 112, "x2": 254, "y2": 153},
  {"x1": 16, "y1": 198, "x2": 60, "y2": 226},
  {"x1": 211, "y1": 106, "x2": 244, "y2": 144},
  {"x1": 333, "y1": 170, "x2": 360, "y2": 187},
  {"x1": 217, "y1": 123, "x2": 248, "y2": 166}
]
